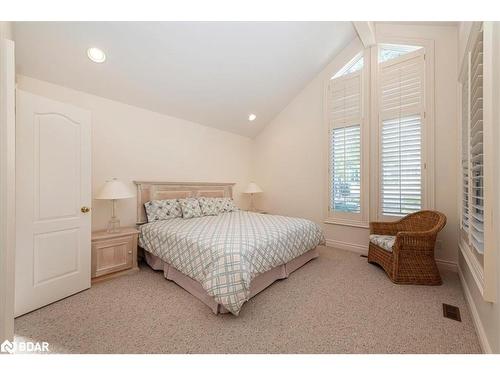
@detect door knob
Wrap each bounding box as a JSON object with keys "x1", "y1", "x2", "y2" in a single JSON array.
[{"x1": 81, "y1": 206, "x2": 91, "y2": 213}]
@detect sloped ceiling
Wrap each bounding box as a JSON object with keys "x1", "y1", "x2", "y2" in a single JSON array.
[{"x1": 14, "y1": 22, "x2": 356, "y2": 138}]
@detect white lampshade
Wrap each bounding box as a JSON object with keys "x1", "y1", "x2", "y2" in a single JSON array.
[
  {"x1": 243, "y1": 182, "x2": 263, "y2": 194},
  {"x1": 95, "y1": 178, "x2": 135, "y2": 200}
]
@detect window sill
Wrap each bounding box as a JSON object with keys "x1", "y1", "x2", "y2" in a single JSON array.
[{"x1": 324, "y1": 218, "x2": 369, "y2": 229}]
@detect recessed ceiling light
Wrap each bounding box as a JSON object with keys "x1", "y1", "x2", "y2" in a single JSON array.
[
  {"x1": 248, "y1": 114, "x2": 257, "y2": 121},
  {"x1": 87, "y1": 47, "x2": 106, "y2": 63}
]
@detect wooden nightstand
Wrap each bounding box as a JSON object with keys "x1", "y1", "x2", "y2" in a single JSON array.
[{"x1": 91, "y1": 227, "x2": 139, "y2": 283}]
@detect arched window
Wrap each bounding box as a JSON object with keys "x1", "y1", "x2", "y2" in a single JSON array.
[
  {"x1": 325, "y1": 40, "x2": 433, "y2": 226},
  {"x1": 332, "y1": 52, "x2": 364, "y2": 79},
  {"x1": 327, "y1": 51, "x2": 367, "y2": 226},
  {"x1": 377, "y1": 44, "x2": 426, "y2": 217},
  {"x1": 378, "y1": 43, "x2": 423, "y2": 63}
]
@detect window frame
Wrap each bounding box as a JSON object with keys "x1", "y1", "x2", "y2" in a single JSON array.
[
  {"x1": 370, "y1": 37, "x2": 436, "y2": 221},
  {"x1": 458, "y1": 21, "x2": 497, "y2": 303},
  {"x1": 332, "y1": 51, "x2": 364, "y2": 79},
  {"x1": 378, "y1": 43, "x2": 423, "y2": 64},
  {"x1": 324, "y1": 48, "x2": 370, "y2": 228}
]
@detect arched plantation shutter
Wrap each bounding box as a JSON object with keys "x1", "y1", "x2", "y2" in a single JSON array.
[
  {"x1": 379, "y1": 48, "x2": 425, "y2": 216},
  {"x1": 328, "y1": 71, "x2": 362, "y2": 214}
]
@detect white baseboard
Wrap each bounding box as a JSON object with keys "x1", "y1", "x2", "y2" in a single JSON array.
[
  {"x1": 435, "y1": 259, "x2": 458, "y2": 273},
  {"x1": 325, "y1": 239, "x2": 367, "y2": 255},
  {"x1": 458, "y1": 265, "x2": 492, "y2": 354},
  {"x1": 325, "y1": 238, "x2": 458, "y2": 273}
]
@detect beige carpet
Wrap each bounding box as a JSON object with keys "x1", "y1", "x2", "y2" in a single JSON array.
[{"x1": 15, "y1": 246, "x2": 481, "y2": 354}]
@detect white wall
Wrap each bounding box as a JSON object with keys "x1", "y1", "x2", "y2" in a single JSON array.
[
  {"x1": 0, "y1": 21, "x2": 13, "y2": 40},
  {"x1": 17, "y1": 75, "x2": 254, "y2": 230},
  {"x1": 253, "y1": 38, "x2": 368, "y2": 251},
  {"x1": 254, "y1": 24, "x2": 459, "y2": 265}
]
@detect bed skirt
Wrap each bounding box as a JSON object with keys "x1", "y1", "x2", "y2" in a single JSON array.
[{"x1": 143, "y1": 247, "x2": 319, "y2": 314}]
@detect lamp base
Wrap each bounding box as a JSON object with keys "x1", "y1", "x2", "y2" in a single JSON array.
[{"x1": 107, "y1": 217, "x2": 121, "y2": 233}]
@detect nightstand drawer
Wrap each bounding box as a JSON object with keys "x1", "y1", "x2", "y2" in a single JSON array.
[{"x1": 91, "y1": 236, "x2": 134, "y2": 278}]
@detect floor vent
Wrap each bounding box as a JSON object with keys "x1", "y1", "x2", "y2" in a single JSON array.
[{"x1": 443, "y1": 303, "x2": 461, "y2": 322}]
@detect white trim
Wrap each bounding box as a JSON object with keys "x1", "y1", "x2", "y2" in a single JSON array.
[
  {"x1": 0, "y1": 38, "x2": 15, "y2": 342},
  {"x1": 323, "y1": 218, "x2": 369, "y2": 229},
  {"x1": 458, "y1": 264, "x2": 492, "y2": 354},
  {"x1": 325, "y1": 239, "x2": 368, "y2": 255},
  {"x1": 435, "y1": 259, "x2": 458, "y2": 273},
  {"x1": 369, "y1": 44, "x2": 379, "y2": 221},
  {"x1": 331, "y1": 52, "x2": 363, "y2": 79},
  {"x1": 352, "y1": 22, "x2": 376, "y2": 48},
  {"x1": 459, "y1": 22, "x2": 483, "y2": 80},
  {"x1": 459, "y1": 239, "x2": 485, "y2": 296},
  {"x1": 458, "y1": 21, "x2": 498, "y2": 303},
  {"x1": 481, "y1": 21, "x2": 498, "y2": 303}
]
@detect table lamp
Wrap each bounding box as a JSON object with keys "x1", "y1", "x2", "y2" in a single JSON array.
[
  {"x1": 243, "y1": 182, "x2": 263, "y2": 212},
  {"x1": 95, "y1": 178, "x2": 135, "y2": 233}
]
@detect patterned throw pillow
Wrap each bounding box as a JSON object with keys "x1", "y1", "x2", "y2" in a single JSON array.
[
  {"x1": 144, "y1": 199, "x2": 182, "y2": 222},
  {"x1": 217, "y1": 197, "x2": 239, "y2": 213},
  {"x1": 179, "y1": 198, "x2": 203, "y2": 219},
  {"x1": 198, "y1": 197, "x2": 220, "y2": 216}
]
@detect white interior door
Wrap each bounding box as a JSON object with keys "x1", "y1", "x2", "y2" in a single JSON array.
[{"x1": 15, "y1": 90, "x2": 91, "y2": 317}]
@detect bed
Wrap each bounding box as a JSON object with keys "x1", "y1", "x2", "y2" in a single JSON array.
[{"x1": 135, "y1": 181, "x2": 325, "y2": 315}]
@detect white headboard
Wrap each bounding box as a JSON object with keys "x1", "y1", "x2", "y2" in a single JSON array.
[{"x1": 134, "y1": 181, "x2": 235, "y2": 225}]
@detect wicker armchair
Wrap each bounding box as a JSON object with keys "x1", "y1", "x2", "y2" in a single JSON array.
[{"x1": 367, "y1": 210, "x2": 447, "y2": 285}]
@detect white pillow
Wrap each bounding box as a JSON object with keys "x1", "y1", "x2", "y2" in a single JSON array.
[
  {"x1": 144, "y1": 199, "x2": 182, "y2": 222},
  {"x1": 217, "y1": 197, "x2": 239, "y2": 213},
  {"x1": 179, "y1": 198, "x2": 203, "y2": 219},
  {"x1": 198, "y1": 197, "x2": 220, "y2": 216}
]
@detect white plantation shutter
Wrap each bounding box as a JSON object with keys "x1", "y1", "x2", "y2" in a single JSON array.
[
  {"x1": 330, "y1": 126, "x2": 361, "y2": 213},
  {"x1": 330, "y1": 72, "x2": 362, "y2": 124},
  {"x1": 379, "y1": 48, "x2": 425, "y2": 216},
  {"x1": 328, "y1": 71, "x2": 362, "y2": 214},
  {"x1": 469, "y1": 30, "x2": 484, "y2": 254},
  {"x1": 461, "y1": 58, "x2": 470, "y2": 232},
  {"x1": 458, "y1": 22, "x2": 497, "y2": 301},
  {"x1": 381, "y1": 116, "x2": 422, "y2": 215}
]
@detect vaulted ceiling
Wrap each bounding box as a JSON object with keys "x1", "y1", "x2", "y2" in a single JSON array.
[{"x1": 14, "y1": 22, "x2": 356, "y2": 137}]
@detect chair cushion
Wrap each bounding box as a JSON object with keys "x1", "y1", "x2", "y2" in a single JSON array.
[{"x1": 369, "y1": 234, "x2": 396, "y2": 252}]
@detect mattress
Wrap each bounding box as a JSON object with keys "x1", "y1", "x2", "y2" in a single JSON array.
[{"x1": 139, "y1": 211, "x2": 325, "y2": 315}]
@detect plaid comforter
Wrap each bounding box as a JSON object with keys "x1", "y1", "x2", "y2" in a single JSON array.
[{"x1": 139, "y1": 211, "x2": 325, "y2": 315}]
